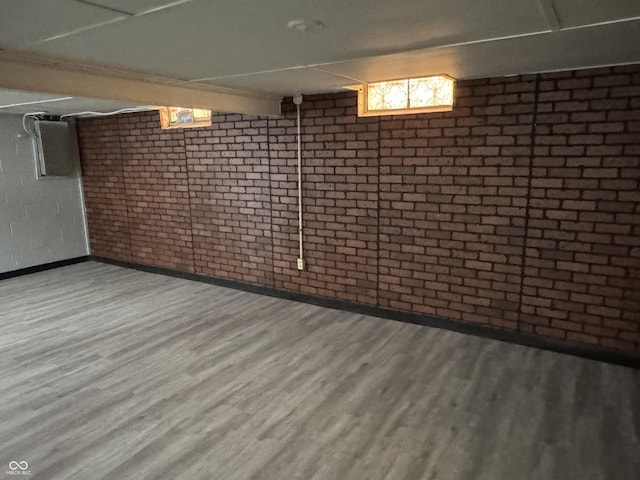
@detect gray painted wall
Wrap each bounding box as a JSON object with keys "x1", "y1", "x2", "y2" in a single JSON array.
[{"x1": 0, "y1": 114, "x2": 88, "y2": 273}]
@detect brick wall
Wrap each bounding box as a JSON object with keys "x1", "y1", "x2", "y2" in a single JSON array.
[
  {"x1": 185, "y1": 115, "x2": 273, "y2": 284},
  {"x1": 119, "y1": 112, "x2": 193, "y2": 272},
  {"x1": 79, "y1": 113, "x2": 194, "y2": 270},
  {"x1": 521, "y1": 67, "x2": 640, "y2": 351},
  {"x1": 271, "y1": 96, "x2": 380, "y2": 304},
  {"x1": 78, "y1": 116, "x2": 130, "y2": 262},
  {"x1": 78, "y1": 65, "x2": 640, "y2": 355},
  {"x1": 378, "y1": 76, "x2": 535, "y2": 329}
]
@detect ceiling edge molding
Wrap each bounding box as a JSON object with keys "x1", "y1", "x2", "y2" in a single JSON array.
[{"x1": 0, "y1": 49, "x2": 282, "y2": 116}]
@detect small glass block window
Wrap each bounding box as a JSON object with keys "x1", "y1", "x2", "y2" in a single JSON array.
[
  {"x1": 368, "y1": 80, "x2": 409, "y2": 110},
  {"x1": 409, "y1": 76, "x2": 454, "y2": 108},
  {"x1": 357, "y1": 75, "x2": 454, "y2": 117},
  {"x1": 159, "y1": 107, "x2": 211, "y2": 129}
]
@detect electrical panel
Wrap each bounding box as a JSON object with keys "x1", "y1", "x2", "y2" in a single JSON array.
[{"x1": 34, "y1": 120, "x2": 75, "y2": 177}]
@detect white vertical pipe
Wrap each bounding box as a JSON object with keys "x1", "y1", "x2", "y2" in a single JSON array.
[{"x1": 296, "y1": 101, "x2": 304, "y2": 267}]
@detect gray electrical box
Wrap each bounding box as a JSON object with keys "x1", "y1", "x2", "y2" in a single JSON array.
[{"x1": 34, "y1": 120, "x2": 75, "y2": 176}]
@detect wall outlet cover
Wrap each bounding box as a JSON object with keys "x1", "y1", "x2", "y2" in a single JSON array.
[{"x1": 297, "y1": 258, "x2": 304, "y2": 270}]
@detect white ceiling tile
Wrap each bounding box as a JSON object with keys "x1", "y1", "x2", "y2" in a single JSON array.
[
  {"x1": 552, "y1": 0, "x2": 640, "y2": 28},
  {"x1": 0, "y1": 0, "x2": 125, "y2": 47},
  {"x1": 0, "y1": 89, "x2": 143, "y2": 115},
  {"x1": 321, "y1": 19, "x2": 640, "y2": 83},
  {"x1": 85, "y1": 0, "x2": 193, "y2": 15},
  {"x1": 200, "y1": 67, "x2": 362, "y2": 96},
  {"x1": 0, "y1": 90, "x2": 71, "y2": 108},
  {"x1": 26, "y1": 0, "x2": 548, "y2": 80}
]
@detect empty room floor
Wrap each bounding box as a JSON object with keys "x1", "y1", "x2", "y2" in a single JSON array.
[{"x1": 1, "y1": 262, "x2": 638, "y2": 480}]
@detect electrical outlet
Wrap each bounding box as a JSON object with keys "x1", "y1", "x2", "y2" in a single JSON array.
[{"x1": 297, "y1": 258, "x2": 304, "y2": 270}]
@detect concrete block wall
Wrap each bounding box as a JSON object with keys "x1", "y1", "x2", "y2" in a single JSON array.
[{"x1": 0, "y1": 115, "x2": 89, "y2": 273}]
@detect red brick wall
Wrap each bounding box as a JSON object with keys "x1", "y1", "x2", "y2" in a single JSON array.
[
  {"x1": 521, "y1": 67, "x2": 640, "y2": 351},
  {"x1": 118, "y1": 112, "x2": 194, "y2": 272},
  {"x1": 270, "y1": 96, "x2": 380, "y2": 304},
  {"x1": 78, "y1": 65, "x2": 640, "y2": 354},
  {"x1": 78, "y1": 116, "x2": 131, "y2": 261},
  {"x1": 378, "y1": 75, "x2": 535, "y2": 330},
  {"x1": 79, "y1": 112, "x2": 194, "y2": 271},
  {"x1": 185, "y1": 115, "x2": 273, "y2": 285}
]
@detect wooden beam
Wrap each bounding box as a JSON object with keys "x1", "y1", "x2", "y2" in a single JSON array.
[{"x1": 0, "y1": 50, "x2": 281, "y2": 117}]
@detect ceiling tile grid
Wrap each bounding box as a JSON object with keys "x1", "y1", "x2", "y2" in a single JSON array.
[{"x1": 0, "y1": 0, "x2": 638, "y2": 113}]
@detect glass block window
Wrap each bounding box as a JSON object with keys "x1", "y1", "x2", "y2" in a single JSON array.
[
  {"x1": 357, "y1": 75, "x2": 454, "y2": 117},
  {"x1": 159, "y1": 107, "x2": 211, "y2": 129}
]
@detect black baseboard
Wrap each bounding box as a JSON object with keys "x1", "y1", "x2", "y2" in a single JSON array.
[
  {"x1": 90, "y1": 256, "x2": 639, "y2": 369},
  {"x1": 0, "y1": 256, "x2": 90, "y2": 281}
]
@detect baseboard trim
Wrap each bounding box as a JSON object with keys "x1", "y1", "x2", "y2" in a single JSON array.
[
  {"x1": 91, "y1": 256, "x2": 640, "y2": 369},
  {"x1": 0, "y1": 256, "x2": 90, "y2": 281}
]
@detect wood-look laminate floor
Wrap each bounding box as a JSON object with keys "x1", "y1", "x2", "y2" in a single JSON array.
[{"x1": 0, "y1": 262, "x2": 638, "y2": 480}]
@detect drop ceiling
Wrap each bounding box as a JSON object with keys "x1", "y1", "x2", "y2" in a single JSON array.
[
  {"x1": 0, "y1": 0, "x2": 638, "y2": 116},
  {"x1": 0, "y1": 88, "x2": 145, "y2": 115}
]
